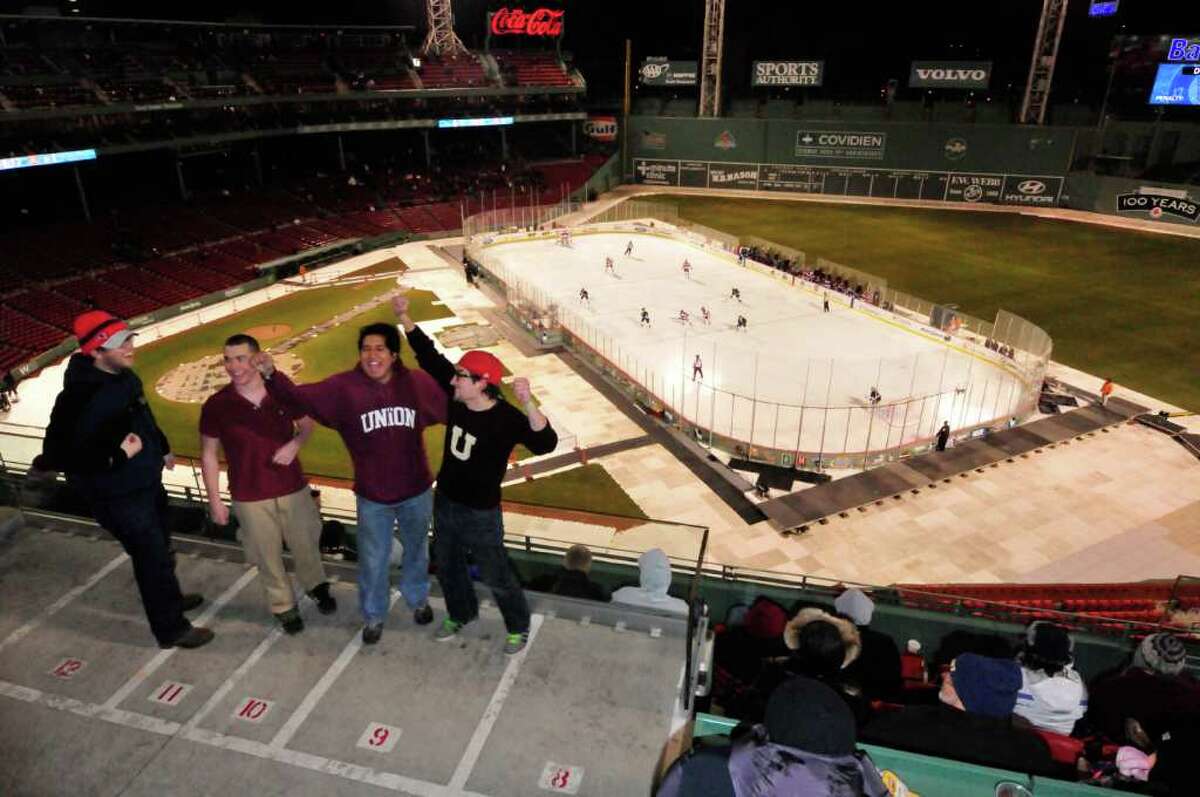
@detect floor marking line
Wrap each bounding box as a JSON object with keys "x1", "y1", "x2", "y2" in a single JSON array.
[
  {"x1": 0, "y1": 678, "x2": 487, "y2": 796},
  {"x1": 448, "y1": 613, "x2": 545, "y2": 791},
  {"x1": 181, "y1": 624, "x2": 286, "y2": 734},
  {"x1": 101, "y1": 566, "x2": 259, "y2": 711},
  {"x1": 268, "y1": 589, "x2": 398, "y2": 750},
  {"x1": 0, "y1": 552, "x2": 128, "y2": 655}
]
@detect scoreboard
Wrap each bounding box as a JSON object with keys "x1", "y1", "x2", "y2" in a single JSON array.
[{"x1": 1149, "y1": 63, "x2": 1200, "y2": 106}]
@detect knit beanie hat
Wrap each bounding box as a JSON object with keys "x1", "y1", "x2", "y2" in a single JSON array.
[
  {"x1": 950, "y1": 654, "x2": 1022, "y2": 718},
  {"x1": 1026, "y1": 621, "x2": 1074, "y2": 667},
  {"x1": 764, "y1": 676, "x2": 856, "y2": 756},
  {"x1": 834, "y1": 588, "x2": 875, "y2": 626},
  {"x1": 1133, "y1": 633, "x2": 1187, "y2": 676}
]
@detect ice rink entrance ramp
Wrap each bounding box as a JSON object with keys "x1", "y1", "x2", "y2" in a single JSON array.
[{"x1": 0, "y1": 520, "x2": 689, "y2": 796}]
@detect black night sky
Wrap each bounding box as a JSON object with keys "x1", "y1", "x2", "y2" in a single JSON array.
[{"x1": 9, "y1": 0, "x2": 1200, "y2": 109}]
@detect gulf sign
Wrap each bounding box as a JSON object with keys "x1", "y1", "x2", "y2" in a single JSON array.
[{"x1": 583, "y1": 116, "x2": 618, "y2": 142}]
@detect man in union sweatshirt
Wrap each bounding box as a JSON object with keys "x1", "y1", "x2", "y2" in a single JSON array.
[
  {"x1": 254, "y1": 321, "x2": 446, "y2": 645},
  {"x1": 394, "y1": 294, "x2": 557, "y2": 655}
]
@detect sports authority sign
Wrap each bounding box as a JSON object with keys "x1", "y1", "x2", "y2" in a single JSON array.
[
  {"x1": 1116, "y1": 188, "x2": 1200, "y2": 222},
  {"x1": 909, "y1": 61, "x2": 992, "y2": 89},
  {"x1": 489, "y1": 7, "x2": 565, "y2": 37},
  {"x1": 752, "y1": 61, "x2": 824, "y2": 87},
  {"x1": 795, "y1": 130, "x2": 886, "y2": 160},
  {"x1": 639, "y1": 57, "x2": 698, "y2": 86}
]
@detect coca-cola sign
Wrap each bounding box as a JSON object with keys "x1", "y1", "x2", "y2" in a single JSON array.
[{"x1": 490, "y1": 7, "x2": 565, "y2": 37}]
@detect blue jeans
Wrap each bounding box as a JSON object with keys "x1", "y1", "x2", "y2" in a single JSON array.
[
  {"x1": 355, "y1": 489, "x2": 433, "y2": 625},
  {"x1": 432, "y1": 492, "x2": 529, "y2": 635}
]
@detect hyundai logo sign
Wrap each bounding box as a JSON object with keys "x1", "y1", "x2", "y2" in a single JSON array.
[{"x1": 1017, "y1": 180, "x2": 1046, "y2": 195}]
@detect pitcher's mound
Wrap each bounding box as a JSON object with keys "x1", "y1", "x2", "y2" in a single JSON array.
[
  {"x1": 244, "y1": 324, "x2": 292, "y2": 341},
  {"x1": 156, "y1": 352, "x2": 303, "y2": 404}
]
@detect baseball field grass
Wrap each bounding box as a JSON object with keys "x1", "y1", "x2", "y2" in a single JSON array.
[
  {"x1": 660, "y1": 195, "x2": 1200, "y2": 412},
  {"x1": 137, "y1": 275, "x2": 646, "y2": 518}
]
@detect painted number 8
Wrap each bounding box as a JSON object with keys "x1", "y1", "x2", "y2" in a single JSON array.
[
  {"x1": 369, "y1": 727, "x2": 390, "y2": 747},
  {"x1": 552, "y1": 769, "x2": 571, "y2": 789}
]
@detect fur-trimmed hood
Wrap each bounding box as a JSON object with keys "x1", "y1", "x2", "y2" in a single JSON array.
[{"x1": 783, "y1": 608, "x2": 862, "y2": 669}]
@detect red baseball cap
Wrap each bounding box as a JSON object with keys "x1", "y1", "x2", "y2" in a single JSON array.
[
  {"x1": 456, "y1": 350, "x2": 504, "y2": 386},
  {"x1": 73, "y1": 310, "x2": 135, "y2": 355}
]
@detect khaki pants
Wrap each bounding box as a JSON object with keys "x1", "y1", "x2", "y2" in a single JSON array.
[{"x1": 233, "y1": 486, "x2": 326, "y2": 615}]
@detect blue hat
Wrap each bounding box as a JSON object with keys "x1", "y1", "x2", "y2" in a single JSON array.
[{"x1": 950, "y1": 654, "x2": 1021, "y2": 718}]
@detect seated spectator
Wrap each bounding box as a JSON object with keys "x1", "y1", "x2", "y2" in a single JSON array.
[
  {"x1": 656, "y1": 677, "x2": 892, "y2": 797},
  {"x1": 611, "y1": 548, "x2": 688, "y2": 616},
  {"x1": 1013, "y1": 621, "x2": 1087, "y2": 735},
  {"x1": 730, "y1": 607, "x2": 868, "y2": 726},
  {"x1": 1086, "y1": 632, "x2": 1200, "y2": 746},
  {"x1": 528, "y1": 544, "x2": 610, "y2": 602},
  {"x1": 834, "y1": 588, "x2": 903, "y2": 702},
  {"x1": 711, "y1": 596, "x2": 789, "y2": 693},
  {"x1": 862, "y1": 653, "x2": 1057, "y2": 776}
]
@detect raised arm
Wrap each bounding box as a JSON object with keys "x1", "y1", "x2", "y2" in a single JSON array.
[
  {"x1": 512, "y1": 377, "x2": 557, "y2": 454},
  {"x1": 251, "y1": 352, "x2": 341, "y2": 430},
  {"x1": 393, "y1": 292, "x2": 455, "y2": 394}
]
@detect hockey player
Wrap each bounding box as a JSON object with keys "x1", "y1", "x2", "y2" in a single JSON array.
[
  {"x1": 735, "y1": 315, "x2": 748, "y2": 332},
  {"x1": 682, "y1": 259, "x2": 692, "y2": 279},
  {"x1": 578, "y1": 288, "x2": 590, "y2": 306},
  {"x1": 640, "y1": 308, "x2": 651, "y2": 328},
  {"x1": 604, "y1": 256, "x2": 615, "y2": 275},
  {"x1": 624, "y1": 241, "x2": 633, "y2": 257},
  {"x1": 730, "y1": 287, "x2": 742, "y2": 302},
  {"x1": 692, "y1": 355, "x2": 704, "y2": 382},
  {"x1": 700, "y1": 306, "x2": 711, "y2": 325},
  {"x1": 676, "y1": 309, "x2": 690, "y2": 325}
]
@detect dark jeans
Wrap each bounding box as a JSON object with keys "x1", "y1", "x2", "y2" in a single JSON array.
[
  {"x1": 88, "y1": 486, "x2": 190, "y2": 645},
  {"x1": 432, "y1": 492, "x2": 529, "y2": 634}
]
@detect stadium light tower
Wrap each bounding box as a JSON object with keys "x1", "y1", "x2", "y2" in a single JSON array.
[
  {"x1": 421, "y1": 0, "x2": 468, "y2": 56},
  {"x1": 697, "y1": 0, "x2": 727, "y2": 117},
  {"x1": 1019, "y1": 0, "x2": 1069, "y2": 124}
]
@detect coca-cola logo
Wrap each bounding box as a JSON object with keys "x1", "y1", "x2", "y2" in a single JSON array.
[{"x1": 490, "y1": 7, "x2": 565, "y2": 37}]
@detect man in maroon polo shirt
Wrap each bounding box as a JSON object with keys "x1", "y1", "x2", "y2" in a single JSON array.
[{"x1": 199, "y1": 334, "x2": 335, "y2": 634}]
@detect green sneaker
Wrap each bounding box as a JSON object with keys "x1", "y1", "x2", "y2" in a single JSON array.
[
  {"x1": 435, "y1": 618, "x2": 465, "y2": 641},
  {"x1": 503, "y1": 631, "x2": 529, "y2": 656}
]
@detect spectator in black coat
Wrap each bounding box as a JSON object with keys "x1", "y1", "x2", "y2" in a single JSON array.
[
  {"x1": 862, "y1": 653, "x2": 1058, "y2": 776},
  {"x1": 528, "y1": 544, "x2": 610, "y2": 602},
  {"x1": 834, "y1": 588, "x2": 903, "y2": 702}
]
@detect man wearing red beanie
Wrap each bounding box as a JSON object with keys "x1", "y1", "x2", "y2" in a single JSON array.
[
  {"x1": 393, "y1": 293, "x2": 557, "y2": 655},
  {"x1": 42, "y1": 311, "x2": 213, "y2": 649}
]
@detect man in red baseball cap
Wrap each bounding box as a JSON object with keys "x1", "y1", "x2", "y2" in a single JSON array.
[
  {"x1": 393, "y1": 293, "x2": 557, "y2": 655},
  {"x1": 40, "y1": 311, "x2": 214, "y2": 649}
]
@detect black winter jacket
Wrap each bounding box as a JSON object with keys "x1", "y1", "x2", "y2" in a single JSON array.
[{"x1": 43, "y1": 354, "x2": 170, "y2": 497}]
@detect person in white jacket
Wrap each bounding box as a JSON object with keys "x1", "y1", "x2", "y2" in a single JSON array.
[
  {"x1": 611, "y1": 548, "x2": 689, "y2": 617},
  {"x1": 1013, "y1": 621, "x2": 1088, "y2": 735}
]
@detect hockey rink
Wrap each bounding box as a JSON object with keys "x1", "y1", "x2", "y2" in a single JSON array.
[{"x1": 478, "y1": 229, "x2": 1031, "y2": 457}]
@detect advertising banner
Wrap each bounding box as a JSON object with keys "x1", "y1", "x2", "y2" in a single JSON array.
[
  {"x1": 679, "y1": 161, "x2": 710, "y2": 187},
  {"x1": 999, "y1": 175, "x2": 1064, "y2": 206},
  {"x1": 639, "y1": 57, "x2": 698, "y2": 86},
  {"x1": 1115, "y1": 189, "x2": 1200, "y2": 222},
  {"x1": 489, "y1": 7, "x2": 565, "y2": 38},
  {"x1": 945, "y1": 173, "x2": 1003, "y2": 203},
  {"x1": 633, "y1": 158, "x2": 679, "y2": 186},
  {"x1": 706, "y1": 163, "x2": 760, "y2": 189},
  {"x1": 583, "y1": 116, "x2": 618, "y2": 142},
  {"x1": 751, "y1": 61, "x2": 824, "y2": 87},
  {"x1": 794, "y1": 130, "x2": 886, "y2": 160},
  {"x1": 633, "y1": 158, "x2": 1062, "y2": 209},
  {"x1": 908, "y1": 60, "x2": 992, "y2": 89}
]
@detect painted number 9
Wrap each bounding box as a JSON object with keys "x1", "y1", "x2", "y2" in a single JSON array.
[{"x1": 369, "y1": 727, "x2": 390, "y2": 747}]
